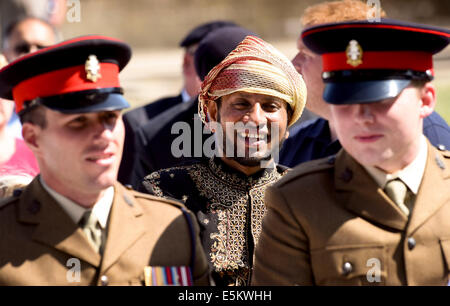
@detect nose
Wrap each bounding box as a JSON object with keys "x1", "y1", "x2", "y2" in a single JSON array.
[
  {"x1": 247, "y1": 103, "x2": 268, "y2": 126},
  {"x1": 29, "y1": 45, "x2": 40, "y2": 53},
  {"x1": 292, "y1": 53, "x2": 303, "y2": 74},
  {"x1": 93, "y1": 118, "x2": 115, "y2": 142},
  {"x1": 355, "y1": 104, "x2": 375, "y2": 124}
]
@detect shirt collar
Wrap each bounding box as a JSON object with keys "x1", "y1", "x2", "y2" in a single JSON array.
[
  {"x1": 39, "y1": 177, "x2": 114, "y2": 228},
  {"x1": 363, "y1": 135, "x2": 428, "y2": 194},
  {"x1": 208, "y1": 157, "x2": 283, "y2": 189},
  {"x1": 181, "y1": 88, "x2": 191, "y2": 103}
]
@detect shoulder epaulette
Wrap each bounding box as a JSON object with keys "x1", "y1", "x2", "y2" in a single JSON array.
[
  {"x1": 0, "y1": 193, "x2": 20, "y2": 210},
  {"x1": 130, "y1": 189, "x2": 186, "y2": 209},
  {"x1": 275, "y1": 156, "x2": 335, "y2": 187},
  {"x1": 130, "y1": 188, "x2": 197, "y2": 269}
]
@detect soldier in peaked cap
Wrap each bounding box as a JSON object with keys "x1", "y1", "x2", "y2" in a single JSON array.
[
  {"x1": 0, "y1": 36, "x2": 209, "y2": 286},
  {"x1": 252, "y1": 19, "x2": 450, "y2": 286}
]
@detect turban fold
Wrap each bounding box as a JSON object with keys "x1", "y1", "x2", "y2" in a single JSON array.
[{"x1": 199, "y1": 36, "x2": 307, "y2": 127}]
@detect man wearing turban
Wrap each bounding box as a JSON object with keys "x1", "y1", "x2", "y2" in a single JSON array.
[{"x1": 140, "y1": 35, "x2": 306, "y2": 286}]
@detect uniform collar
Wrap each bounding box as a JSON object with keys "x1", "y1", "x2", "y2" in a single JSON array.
[
  {"x1": 39, "y1": 177, "x2": 114, "y2": 229},
  {"x1": 208, "y1": 157, "x2": 284, "y2": 189},
  {"x1": 363, "y1": 135, "x2": 428, "y2": 194},
  {"x1": 181, "y1": 88, "x2": 192, "y2": 103}
]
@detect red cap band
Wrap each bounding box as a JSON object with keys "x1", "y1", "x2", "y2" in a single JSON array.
[
  {"x1": 13, "y1": 62, "x2": 120, "y2": 113},
  {"x1": 322, "y1": 51, "x2": 433, "y2": 72}
]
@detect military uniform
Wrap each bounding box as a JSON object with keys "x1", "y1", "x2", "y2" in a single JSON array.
[
  {"x1": 141, "y1": 158, "x2": 288, "y2": 286},
  {"x1": 252, "y1": 142, "x2": 450, "y2": 285},
  {"x1": 0, "y1": 177, "x2": 209, "y2": 285},
  {"x1": 0, "y1": 36, "x2": 210, "y2": 286}
]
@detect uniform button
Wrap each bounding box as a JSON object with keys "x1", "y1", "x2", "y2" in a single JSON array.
[
  {"x1": 12, "y1": 189, "x2": 23, "y2": 197},
  {"x1": 340, "y1": 168, "x2": 353, "y2": 183},
  {"x1": 407, "y1": 237, "x2": 416, "y2": 250},
  {"x1": 435, "y1": 155, "x2": 446, "y2": 170},
  {"x1": 327, "y1": 155, "x2": 336, "y2": 165},
  {"x1": 342, "y1": 262, "x2": 353, "y2": 275},
  {"x1": 123, "y1": 194, "x2": 134, "y2": 207},
  {"x1": 28, "y1": 200, "x2": 41, "y2": 214},
  {"x1": 100, "y1": 275, "x2": 109, "y2": 286}
]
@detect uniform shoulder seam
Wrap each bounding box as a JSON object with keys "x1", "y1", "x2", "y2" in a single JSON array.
[
  {"x1": 0, "y1": 196, "x2": 19, "y2": 210},
  {"x1": 131, "y1": 190, "x2": 185, "y2": 209},
  {"x1": 275, "y1": 156, "x2": 334, "y2": 187}
]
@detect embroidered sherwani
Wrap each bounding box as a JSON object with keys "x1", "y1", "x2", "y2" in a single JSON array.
[{"x1": 141, "y1": 158, "x2": 288, "y2": 286}]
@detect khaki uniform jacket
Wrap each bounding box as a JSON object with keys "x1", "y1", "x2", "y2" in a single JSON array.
[
  {"x1": 0, "y1": 177, "x2": 210, "y2": 285},
  {"x1": 252, "y1": 141, "x2": 450, "y2": 285}
]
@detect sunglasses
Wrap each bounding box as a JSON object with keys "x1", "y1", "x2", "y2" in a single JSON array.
[{"x1": 13, "y1": 42, "x2": 47, "y2": 55}]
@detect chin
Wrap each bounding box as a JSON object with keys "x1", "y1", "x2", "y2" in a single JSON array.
[
  {"x1": 90, "y1": 171, "x2": 117, "y2": 189},
  {"x1": 234, "y1": 153, "x2": 272, "y2": 167}
]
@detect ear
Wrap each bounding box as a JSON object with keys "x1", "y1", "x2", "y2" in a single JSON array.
[
  {"x1": 182, "y1": 52, "x2": 192, "y2": 73},
  {"x1": 22, "y1": 122, "x2": 42, "y2": 156},
  {"x1": 204, "y1": 100, "x2": 219, "y2": 132},
  {"x1": 206, "y1": 100, "x2": 219, "y2": 122},
  {"x1": 419, "y1": 82, "x2": 436, "y2": 119}
]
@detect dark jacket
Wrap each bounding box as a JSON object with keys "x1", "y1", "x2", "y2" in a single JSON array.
[
  {"x1": 140, "y1": 157, "x2": 289, "y2": 286},
  {"x1": 129, "y1": 96, "x2": 210, "y2": 188},
  {"x1": 118, "y1": 94, "x2": 183, "y2": 184}
]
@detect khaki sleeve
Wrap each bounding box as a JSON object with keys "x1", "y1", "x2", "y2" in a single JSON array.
[{"x1": 251, "y1": 185, "x2": 314, "y2": 285}]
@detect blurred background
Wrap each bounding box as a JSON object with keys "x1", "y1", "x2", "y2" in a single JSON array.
[{"x1": 1, "y1": 0, "x2": 450, "y2": 121}]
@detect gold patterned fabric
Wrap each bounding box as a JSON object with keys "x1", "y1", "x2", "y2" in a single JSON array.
[
  {"x1": 143, "y1": 158, "x2": 287, "y2": 286},
  {"x1": 198, "y1": 36, "x2": 307, "y2": 127}
]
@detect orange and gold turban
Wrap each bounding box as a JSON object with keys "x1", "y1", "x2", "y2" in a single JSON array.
[{"x1": 198, "y1": 36, "x2": 307, "y2": 127}]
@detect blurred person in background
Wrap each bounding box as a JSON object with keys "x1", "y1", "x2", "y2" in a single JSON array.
[
  {"x1": 0, "y1": 52, "x2": 39, "y2": 177},
  {"x1": 0, "y1": 0, "x2": 66, "y2": 38},
  {"x1": 0, "y1": 96, "x2": 39, "y2": 177},
  {"x1": 0, "y1": 174, "x2": 33, "y2": 199},
  {"x1": 279, "y1": 0, "x2": 450, "y2": 168},
  {"x1": 1, "y1": 16, "x2": 58, "y2": 140}
]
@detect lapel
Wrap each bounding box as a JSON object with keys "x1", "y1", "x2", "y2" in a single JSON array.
[
  {"x1": 18, "y1": 177, "x2": 100, "y2": 267},
  {"x1": 406, "y1": 142, "x2": 450, "y2": 235},
  {"x1": 100, "y1": 183, "x2": 146, "y2": 272},
  {"x1": 334, "y1": 150, "x2": 408, "y2": 231}
]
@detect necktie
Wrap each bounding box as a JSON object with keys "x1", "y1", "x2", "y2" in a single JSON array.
[
  {"x1": 80, "y1": 210, "x2": 103, "y2": 254},
  {"x1": 384, "y1": 179, "x2": 410, "y2": 216}
]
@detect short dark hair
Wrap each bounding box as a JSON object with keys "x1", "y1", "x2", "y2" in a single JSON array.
[
  {"x1": 410, "y1": 79, "x2": 428, "y2": 89},
  {"x1": 2, "y1": 16, "x2": 57, "y2": 50},
  {"x1": 19, "y1": 105, "x2": 47, "y2": 128}
]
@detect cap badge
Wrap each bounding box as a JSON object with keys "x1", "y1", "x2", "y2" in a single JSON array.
[
  {"x1": 346, "y1": 40, "x2": 363, "y2": 67},
  {"x1": 85, "y1": 54, "x2": 102, "y2": 82}
]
